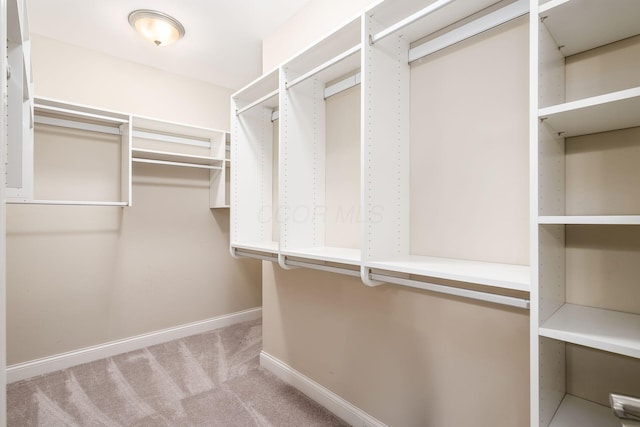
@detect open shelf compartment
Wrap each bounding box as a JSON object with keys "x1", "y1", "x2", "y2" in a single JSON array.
[
  {"x1": 279, "y1": 17, "x2": 362, "y2": 267},
  {"x1": 539, "y1": 0, "x2": 640, "y2": 57},
  {"x1": 362, "y1": 0, "x2": 530, "y2": 294},
  {"x1": 231, "y1": 69, "x2": 280, "y2": 257}
]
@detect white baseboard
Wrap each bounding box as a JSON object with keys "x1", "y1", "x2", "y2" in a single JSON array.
[
  {"x1": 7, "y1": 307, "x2": 262, "y2": 384},
  {"x1": 260, "y1": 351, "x2": 387, "y2": 427}
]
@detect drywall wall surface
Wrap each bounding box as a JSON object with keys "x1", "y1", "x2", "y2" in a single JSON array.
[
  {"x1": 262, "y1": 0, "x2": 375, "y2": 72},
  {"x1": 29, "y1": 35, "x2": 232, "y2": 130},
  {"x1": 324, "y1": 85, "x2": 360, "y2": 249},
  {"x1": 409, "y1": 17, "x2": 529, "y2": 265},
  {"x1": 263, "y1": 263, "x2": 530, "y2": 426},
  {"x1": 6, "y1": 36, "x2": 261, "y2": 364}
]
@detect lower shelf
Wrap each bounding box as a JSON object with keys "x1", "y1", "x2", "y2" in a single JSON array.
[
  {"x1": 539, "y1": 304, "x2": 640, "y2": 359},
  {"x1": 549, "y1": 394, "x2": 618, "y2": 427}
]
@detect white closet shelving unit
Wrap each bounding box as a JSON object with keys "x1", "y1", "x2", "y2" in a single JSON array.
[
  {"x1": 231, "y1": 0, "x2": 532, "y2": 309},
  {"x1": 130, "y1": 116, "x2": 228, "y2": 208},
  {"x1": 532, "y1": 0, "x2": 640, "y2": 426},
  {"x1": 360, "y1": 0, "x2": 530, "y2": 307},
  {"x1": 279, "y1": 16, "x2": 361, "y2": 271},
  {"x1": 231, "y1": 69, "x2": 279, "y2": 261},
  {"x1": 6, "y1": 0, "x2": 34, "y2": 201},
  {"x1": 5, "y1": 97, "x2": 231, "y2": 208},
  {"x1": 7, "y1": 97, "x2": 132, "y2": 206}
]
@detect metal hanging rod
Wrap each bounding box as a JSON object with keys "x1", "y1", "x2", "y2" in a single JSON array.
[
  {"x1": 370, "y1": 0, "x2": 455, "y2": 45},
  {"x1": 6, "y1": 199, "x2": 128, "y2": 207},
  {"x1": 408, "y1": 0, "x2": 529, "y2": 62},
  {"x1": 286, "y1": 44, "x2": 361, "y2": 90},
  {"x1": 132, "y1": 158, "x2": 223, "y2": 170},
  {"x1": 324, "y1": 72, "x2": 361, "y2": 99},
  {"x1": 271, "y1": 72, "x2": 361, "y2": 123},
  {"x1": 369, "y1": 272, "x2": 530, "y2": 309},
  {"x1": 35, "y1": 115, "x2": 122, "y2": 135},
  {"x1": 34, "y1": 104, "x2": 129, "y2": 124},
  {"x1": 236, "y1": 89, "x2": 279, "y2": 116},
  {"x1": 132, "y1": 130, "x2": 211, "y2": 148},
  {"x1": 234, "y1": 248, "x2": 278, "y2": 262},
  {"x1": 285, "y1": 258, "x2": 361, "y2": 277}
]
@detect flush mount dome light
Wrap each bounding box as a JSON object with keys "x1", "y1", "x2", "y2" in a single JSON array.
[{"x1": 128, "y1": 9, "x2": 185, "y2": 47}]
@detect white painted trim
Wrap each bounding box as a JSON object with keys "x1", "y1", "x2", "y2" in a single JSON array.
[
  {"x1": 7, "y1": 307, "x2": 262, "y2": 383},
  {"x1": 260, "y1": 351, "x2": 388, "y2": 427}
]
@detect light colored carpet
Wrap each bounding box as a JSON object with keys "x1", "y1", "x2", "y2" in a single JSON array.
[{"x1": 7, "y1": 319, "x2": 347, "y2": 426}]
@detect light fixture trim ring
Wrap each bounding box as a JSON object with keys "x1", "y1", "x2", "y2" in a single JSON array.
[{"x1": 128, "y1": 9, "x2": 186, "y2": 45}]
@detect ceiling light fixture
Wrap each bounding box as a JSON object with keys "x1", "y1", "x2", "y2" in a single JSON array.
[{"x1": 128, "y1": 10, "x2": 185, "y2": 47}]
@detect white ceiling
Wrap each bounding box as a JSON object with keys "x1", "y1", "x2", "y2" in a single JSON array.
[{"x1": 26, "y1": 0, "x2": 312, "y2": 90}]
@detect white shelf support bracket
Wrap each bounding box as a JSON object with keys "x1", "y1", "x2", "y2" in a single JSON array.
[
  {"x1": 278, "y1": 254, "x2": 299, "y2": 270},
  {"x1": 361, "y1": 266, "x2": 385, "y2": 287}
]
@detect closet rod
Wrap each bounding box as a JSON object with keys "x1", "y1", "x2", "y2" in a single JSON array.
[
  {"x1": 234, "y1": 249, "x2": 278, "y2": 262},
  {"x1": 132, "y1": 158, "x2": 223, "y2": 170},
  {"x1": 132, "y1": 130, "x2": 211, "y2": 148},
  {"x1": 408, "y1": 0, "x2": 529, "y2": 62},
  {"x1": 236, "y1": 89, "x2": 279, "y2": 116},
  {"x1": 370, "y1": 0, "x2": 455, "y2": 45},
  {"x1": 35, "y1": 115, "x2": 122, "y2": 135},
  {"x1": 285, "y1": 258, "x2": 361, "y2": 277},
  {"x1": 286, "y1": 44, "x2": 361, "y2": 90},
  {"x1": 324, "y1": 72, "x2": 361, "y2": 99},
  {"x1": 369, "y1": 273, "x2": 530, "y2": 309},
  {"x1": 34, "y1": 104, "x2": 129, "y2": 124},
  {"x1": 6, "y1": 199, "x2": 128, "y2": 207}
]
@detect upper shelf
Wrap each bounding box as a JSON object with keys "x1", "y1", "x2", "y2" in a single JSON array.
[
  {"x1": 132, "y1": 116, "x2": 223, "y2": 144},
  {"x1": 284, "y1": 16, "x2": 361, "y2": 77},
  {"x1": 539, "y1": 86, "x2": 640, "y2": 137},
  {"x1": 367, "y1": 0, "x2": 502, "y2": 45},
  {"x1": 367, "y1": 255, "x2": 530, "y2": 292},
  {"x1": 34, "y1": 97, "x2": 130, "y2": 126},
  {"x1": 539, "y1": 303, "x2": 640, "y2": 359},
  {"x1": 540, "y1": 0, "x2": 640, "y2": 57},
  {"x1": 232, "y1": 68, "x2": 279, "y2": 109}
]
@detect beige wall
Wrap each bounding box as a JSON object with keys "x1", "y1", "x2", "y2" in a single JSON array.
[
  {"x1": 6, "y1": 35, "x2": 261, "y2": 364},
  {"x1": 262, "y1": 3, "x2": 531, "y2": 427},
  {"x1": 30, "y1": 35, "x2": 232, "y2": 130}
]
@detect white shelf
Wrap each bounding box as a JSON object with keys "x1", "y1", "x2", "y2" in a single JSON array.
[
  {"x1": 132, "y1": 148, "x2": 223, "y2": 166},
  {"x1": 368, "y1": 0, "x2": 501, "y2": 46},
  {"x1": 540, "y1": 304, "x2": 640, "y2": 359},
  {"x1": 540, "y1": 0, "x2": 640, "y2": 57},
  {"x1": 367, "y1": 255, "x2": 529, "y2": 292},
  {"x1": 539, "y1": 215, "x2": 640, "y2": 225},
  {"x1": 539, "y1": 86, "x2": 640, "y2": 137},
  {"x1": 232, "y1": 241, "x2": 279, "y2": 254},
  {"x1": 281, "y1": 247, "x2": 361, "y2": 266},
  {"x1": 132, "y1": 116, "x2": 222, "y2": 143},
  {"x1": 549, "y1": 394, "x2": 619, "y2": 427}
]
